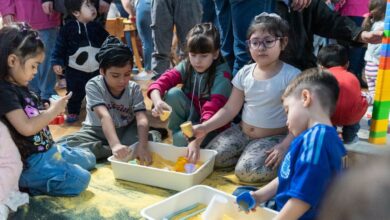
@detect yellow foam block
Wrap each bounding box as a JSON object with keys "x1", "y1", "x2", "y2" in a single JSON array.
[
  {"x1": 371, "y1": 119, "x2": 390, "y2": 131},
  {"x1": 369, "y1": 137, "x2": 387, "y2": 144},
  {"x1": 376, "y1": 70, "x2": 390, "y2": 100}
]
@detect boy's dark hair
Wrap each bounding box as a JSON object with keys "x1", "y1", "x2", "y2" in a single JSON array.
[
  {"x1": 183, "y1": 23, "x2": 224, "y2": 97},
  {"x1": 97, "y1": 36, "x2": 134, "y2": 71},
  {"x1": 283, "y1": 68, "x2": 339, "y2": 115},
  {"x1": 317, "y1": 44, "x2": 349, "y2": 68},
  {"x1": 64, "y1": 0, "x2": 94, "y2": 18},
  {"x1": 0, "y1": 22, "x2": 45, "y2": 81}
]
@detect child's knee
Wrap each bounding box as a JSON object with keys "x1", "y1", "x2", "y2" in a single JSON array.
[
  {"x1": 78, "y1": 149, "x2": 97, "y2": 171},
  {"x1": 165, "y1": 87, "x2": 184, "y2": 103},
  {"x1": 235, "y1": 163, "x2": 276, "y2": 183},
  {"x1": 172, "y1": 131, "x2": 188, "y2": 147},
  {"x1": 48, "y1": 166, "x2": 91, "y2": 196}
]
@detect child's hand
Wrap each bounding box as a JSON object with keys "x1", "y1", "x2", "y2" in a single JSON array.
[
  {"x1": 53, "y1": 65, "x2": 64, "y2": 75},
  {"x1": 151, "y1": 100, "x2": 171, "y2": 117},
  {"x1": 265, "y1": 143, "x2": 286, "y2": 170},
  {"x1": 186, "y1": 141, "x2": 200, "y2": 163},
  {"x1": 49, "y1": 92, "x2": 72, "y2": 115},
  {"x1": 133, "y1": 143, "x2": 152, "y2": 166},
  {"x1": 41, "y1": 1, "x2": 54, "y2": 15},
  {"x1": 112, "y1": 143, "x2": 131, "y2": 160},
  {"x1": 193, "y1": 124, "x2": 207, "y2": 139},
  {"x1": 290, "y1": 0, "x2": 311, "y2": 12}
]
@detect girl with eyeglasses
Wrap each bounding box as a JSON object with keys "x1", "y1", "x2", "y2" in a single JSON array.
[
  {"x1": 193, "y1": 13, "x2": 300, "y2": 183},
  {"x1": 0, "y1": 23, "x2": 95, "y2": 199}
]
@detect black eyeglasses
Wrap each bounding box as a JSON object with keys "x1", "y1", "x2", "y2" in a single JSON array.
[{"x1": 246, "y1": 37, "x2": 282, "y2": 49}]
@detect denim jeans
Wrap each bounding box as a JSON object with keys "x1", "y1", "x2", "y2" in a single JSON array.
[
  {"x1": 19, "y1": 146, "x2": 95, "y2": 196},
  {"x1": 342, "y1": 122, "x2": 360, "y2": 143},
  {"x1": 201, "y1": 0, "x2": 219, "y2": 28},
  {"x1": 214, "y1": 0, "x2": 275, "y2": 76},
  {"x1": 136, "y1": 0, "x2": 154, "y2": 71},
  {"x1": 29, "y1": 28, "x2": 58, "y2": 100},
  {"x1": 346, "y1": 16, "x2": 367, "y2": 86},
  {"x1": 151, "y1": 0, "x2": 202, "y2": 75}
]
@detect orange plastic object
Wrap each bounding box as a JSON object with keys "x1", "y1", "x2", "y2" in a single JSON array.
[{"x1": 174, "y1": 156, "x2": 188, "y2": 172}]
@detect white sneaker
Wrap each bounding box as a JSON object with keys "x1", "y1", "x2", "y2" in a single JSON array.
[
  {"x1": 0, "y1": 204, "x2": 9, "y2": 220},
  {"x1": 132, "y1": 71, "x2": 155, "y2": 81}
]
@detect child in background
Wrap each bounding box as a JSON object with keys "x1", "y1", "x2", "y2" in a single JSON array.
[
  {"x1": 147, "y1": 23, "x2": 232, "y2": 162},
  {"x1": 0, "y1": 23, "x2": 94, "y2": 196},
  {"x1": 193, "y1": 13, "x2": 300, "y2": 183},
  {"x1": 317, "y1": 44, "x2": 368, "y2": 144},
  {"x1": 51, "y1": 0, "x2": 109, "y2": 123},
  {"x1": 57, "y1": 36, "x2": 154, "y2": 164},
  {"x1": 247, "y1": 68, "x2": 346, "y2": 220},
  {"x1": 0, "y1": 122, "x2": 29, "y2": 219},
  {"x1": 363, "y1": 0, "x2": 386, "y2": 104}
]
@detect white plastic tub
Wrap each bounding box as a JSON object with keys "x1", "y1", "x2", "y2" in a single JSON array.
[
  {"x1": 141, "y1": 185, "x2": 278, "y2": 220},
  {"x1": 108, "y1": 141, "x2": 217, "y2": 191}
]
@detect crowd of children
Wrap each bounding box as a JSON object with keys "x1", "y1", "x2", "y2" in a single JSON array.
[{"x1": 0, "y1": 0, "x2": 389, "y2": 219}]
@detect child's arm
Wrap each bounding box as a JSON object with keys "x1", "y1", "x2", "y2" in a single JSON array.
[
  {"x1": 147, "y1": 66, "x2": 184, "y2": 116},
  {"x1": 93, "y1": 105, "x2": 131, "y2": 160},
  {"x1": 193, "y1": 87, "x2": 244, "y2": 138},
  {"x1": 5, "y1": 93, "x2": 71, "y2": 136},
  {"x1": 251, "y1": 178, "x2": 279, "y2": 208},
  {"x1": 51, "y1": 27, "x2": 68, "y2": 75},
  {"x1": 133, "y1": 111, "x2": 152, "y2": 165},
  {"x1": 274, "y1": 198, "x2": 310, "y2": 220},
  {"x1": 0, "y1": 1, "x2": 15, "y2": 25},
  {"x1": 150, "y1": 89, "x2": 172, "y2": 116}
]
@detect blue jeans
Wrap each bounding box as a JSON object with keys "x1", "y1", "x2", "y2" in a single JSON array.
[
  {"x1": 201, "y1": 0, "x2": 219, "y2": 28},
  {"x1": 346, "y1": 16, "x2": 367, "y2": 86},
  {"x1": 29, "y1": 28, "x2": 58, "y2": 100},
  {"x1": 19, "y1": 145, "x2": 95, "y2": 196},
  {"x1": 342, "y1": 122, "x2": 360, "y2": 143},
  {"x1": 214, "y1": 0, "x2": 274, "y2": 76},
  {"x1": 136, "y1": 0, "x2": 154, "y2": 71}
]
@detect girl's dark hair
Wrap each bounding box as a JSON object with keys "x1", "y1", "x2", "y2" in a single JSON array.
[
  {"x1": 182, "y1": 23, "x2": 223, "y2": 97},
  {"x1": 247, "y1": 12, "x2": 289, "y2": 39},
  {"x1": 363, "y1": 0, "x2": 386, "y2": 31},
  {"x1": 0, "y1": 23, "x2": 45, "y2": 166},
  {"x1": 317, "y1": 44, "x2": 349, "y2": 68},
  {"x1": 0, "y1": 22, "x2": 45, "y2": 81}
]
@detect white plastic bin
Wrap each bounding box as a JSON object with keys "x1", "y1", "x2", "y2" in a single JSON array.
[
  {"x1": 108, "y1": 141, "x2": 217, "y2": 191},
  {"x1": 141, "y1": 185, "x2": 278, "y2": 220}
]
